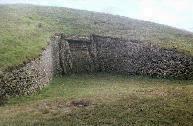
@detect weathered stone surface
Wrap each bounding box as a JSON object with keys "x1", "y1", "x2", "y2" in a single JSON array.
[
  {"x1": 1, "y1": 33, "x2": 193, "y2": 101},
  {"x1": 0, "y1": 43, "x2": 53, "y2": 97},
  {"x1": 56, "y1": 34, "x2": 193, "y2": 79},
  {"x1": 92, "y1": 35, "x2": 193, "y2": 79}
]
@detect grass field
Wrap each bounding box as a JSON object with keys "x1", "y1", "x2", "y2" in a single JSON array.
[
  {"x1": 0, "y1": 4, "x2": 193, "y2": 71},
  {"x1": 1, "y1": 73, "x2": 193, "y2": 125},
  {"x1": 1, "y1": 4, "x2": 193, "y2": 126}
]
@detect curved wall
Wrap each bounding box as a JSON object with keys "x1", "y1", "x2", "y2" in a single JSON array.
[
  {"x1": 92, "y1": 35, "x2": 193, "y2": 79},
  {"x1": 0, "y1": 43, "x2": 53, "y2": 96},
  {"x1": 0, "y1": 34, "x2": 193, "y2": 98},
  {"x1": 57, "y1": 34, "x2": 193, "y2": 79}
]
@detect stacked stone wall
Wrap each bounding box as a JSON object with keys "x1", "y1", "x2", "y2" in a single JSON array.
[
  {"x1": 1, "y1": 33, "x2": 193, "y2": 100},
  {"x1": 92, "y1": 35, "x2": 193, "y2": 79},
  {"x1": 57, "y1": 34, "x2": 193, "y2": 79},
  {"x1": 0, "y1": 41, "x2": 54, "y2": 97}
]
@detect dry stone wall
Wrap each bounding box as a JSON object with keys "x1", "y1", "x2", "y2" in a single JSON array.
[
  {"x1": 57, "y1": 34, "x2": 193, "y2": 80},
  {"x1": 0, "y1": 33, "x2": 193, "y2": 100},
  {"x1": 92, "y1": 35, "x2": 193, "y2": 79},
  {"x1": 0, "y1": 42, "x2": 54, "y2": 97}
]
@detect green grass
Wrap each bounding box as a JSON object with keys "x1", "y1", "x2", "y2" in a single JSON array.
[
  {"x1": 0, "y1": 4, "x2": 193, "y2": 71},
  {"x1": 1, "y1": 73, "x2": 193, "y2": 125},
  {"x1": 1, "y1": 4, "x2": 193, "y2": 126}
]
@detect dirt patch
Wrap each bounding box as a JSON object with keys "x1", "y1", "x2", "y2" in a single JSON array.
[
  {"x1": 69, "y1": 99, "x2": 91, "y2": 108},
  {"x1": 34, "y1": 99, "x2": 92, "y2": 115}
]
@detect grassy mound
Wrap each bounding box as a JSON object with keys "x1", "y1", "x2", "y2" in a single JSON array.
[
  {"x1": 0, "y1": 4, "x2": 193, "y2": 71},
  {"x1": 0, "y1": 73, "x2": 193, "y2": 125}
]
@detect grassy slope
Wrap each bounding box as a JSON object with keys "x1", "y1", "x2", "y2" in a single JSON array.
[
  {"x1": 0, "y1": 4, "x2": 193, "y2": 71},
  {"x1": 0, "y1": 73, "x2": 193, "y2": 125}
]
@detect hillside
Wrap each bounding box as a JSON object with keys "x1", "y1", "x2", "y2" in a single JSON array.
[
  {"x1": 1, "y1": 4, "x2": 193, "y2": 125},
  {"x1": 0, "y1": 4, "x2": 193, "y2": 71}
]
